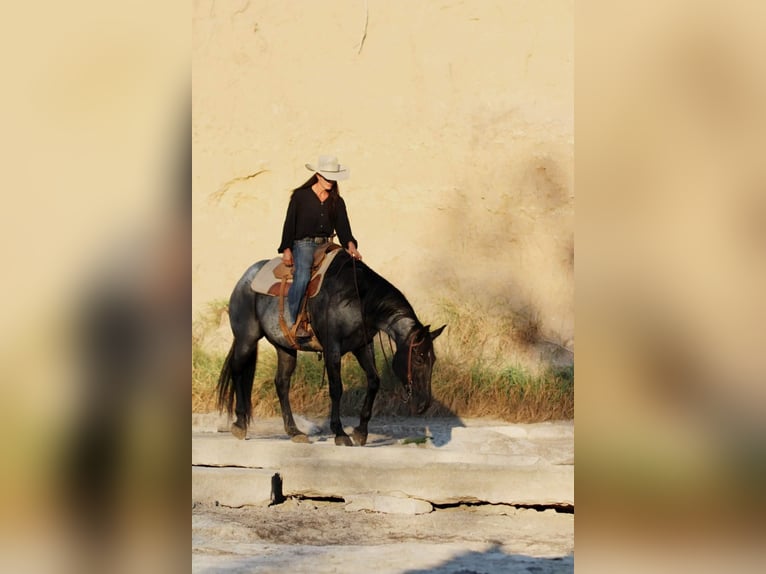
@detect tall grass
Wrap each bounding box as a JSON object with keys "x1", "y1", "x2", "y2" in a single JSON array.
[
  {"x1": 192, "y1": 343, "x2": 226, "y2": 413},
  {"x1": 191, "y1": 298, "x2": 574, "y2": 422},
  {"x1": 432, "y1": 360, "x2": 573, "y2": 421}
]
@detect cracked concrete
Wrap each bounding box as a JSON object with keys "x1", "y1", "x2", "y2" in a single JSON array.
[{"x1": 192, "y1": 416, "x2": 574, "y2": 572}]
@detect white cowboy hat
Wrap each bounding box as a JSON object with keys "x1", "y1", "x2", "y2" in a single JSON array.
[{"x1": 305, "y1": 155, "x2": 350, "y2": 181}]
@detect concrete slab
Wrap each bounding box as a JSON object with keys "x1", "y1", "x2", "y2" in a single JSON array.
[
  {"x1": 443, "y1": 427, "x2": 573, "y2": 464},
  {"x1": 192, "y1": 433, "x2": 543, "y2": 468},
  {"x1": 280, "y1": 458, "x2": 572, "y2": 506},
  {"x1": 192, "y1": 467, "x2": 276, "y2": 508},
  {"x1": 344, "y1": 493, "x2": 433, "y2": 515},
  {"x1": 192, "y1": 433, "x2": 573, "y2": 506}
]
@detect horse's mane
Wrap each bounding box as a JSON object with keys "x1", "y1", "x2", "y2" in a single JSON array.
[{"x1": 341, "y1": 255, "x2": 419, "y2": 329}]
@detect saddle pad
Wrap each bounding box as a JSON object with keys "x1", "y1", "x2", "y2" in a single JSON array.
[
  {"x1": 250, "y1": 248, "x2": 342, "y2": 297},
  {"x1": 305, "y1": 247, "x2": 342, "y2": 298},
  {"x1": 249, "y1": 257, "x2": 285, "y2": 295}
]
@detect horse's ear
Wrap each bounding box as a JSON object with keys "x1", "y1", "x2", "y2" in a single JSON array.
[{"x1": 430, "y1": 324, "x2": 446, "y2": 340}]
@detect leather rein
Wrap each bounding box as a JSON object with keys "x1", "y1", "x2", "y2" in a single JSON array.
[
  {"x1": 349, "y1": 255, "x2": 430, "y2": 404},
  {"x1": 403, "y1": 332, "x2": 427, "y2": 404}
]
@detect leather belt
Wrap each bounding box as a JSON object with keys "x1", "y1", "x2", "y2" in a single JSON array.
[{"x1": 301, "y1": 236, "x2": 329, "y2": 244}]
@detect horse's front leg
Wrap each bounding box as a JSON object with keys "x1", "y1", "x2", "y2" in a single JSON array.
[
  {"x1": 351, "y1": 343, "x2": 380, "y2": 446},
  {"x1": 325, "y1": 349, "x2": 352, "y2": 446},
  {"x1": 274, "y1": 347, "x2": 309, "y2": 443}
]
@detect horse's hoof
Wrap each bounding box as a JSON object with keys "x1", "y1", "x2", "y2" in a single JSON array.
[
  {"x1": 231, "y1": 423, "x2": 247, "y2": 440},
  {"x1": 290, "y1": 433, "x2": 310, "y2": 443},
  {"x1": 335, "y1": 435, "x2": 354, "y2": 447},
  {"x1": 352, "y1": 428, "x2": 368, "y2": 446}
]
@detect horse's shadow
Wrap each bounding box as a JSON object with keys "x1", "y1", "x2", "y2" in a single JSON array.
[
  {"x1": 363, "y1": 404, "x2": 465, "y2": 448},
  {"x1": 403, "y1": 544, "x2": 574, "y2": 574},
  {"x1": 300, "y1": 398, "x2": 465, "y2": 449}
]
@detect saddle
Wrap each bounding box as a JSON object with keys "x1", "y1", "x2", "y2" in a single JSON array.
[{"x1": 249, "y1": 242, "x2": 343, "y2": 349}]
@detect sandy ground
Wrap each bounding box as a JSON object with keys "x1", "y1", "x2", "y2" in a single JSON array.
[
  {"x1": 192, "y1": 416, "x2": 574, "y2": 573},
  {"x1": 193, "y1": 501, "x2": 573, "y2": 573}
]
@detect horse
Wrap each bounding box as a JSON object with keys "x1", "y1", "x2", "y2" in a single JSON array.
[{"x1": 216, "y1": 249, "x2": 446, "y2": 446}]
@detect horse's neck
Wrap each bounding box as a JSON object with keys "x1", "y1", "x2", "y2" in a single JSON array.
[
  {"x1": 383, "y1": 315, "x2": 419, "y2": 347},
  {"x1": 362, "y1": 270, "x2": 419, "y2": 345}
]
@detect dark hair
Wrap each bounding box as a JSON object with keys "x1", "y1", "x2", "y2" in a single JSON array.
[{"x1": 294, "y1": 173, "x2": 341, "y2": 219}]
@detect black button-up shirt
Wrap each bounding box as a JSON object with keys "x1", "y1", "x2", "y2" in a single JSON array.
[{"x1": 278, "y1": 186, "x2": 358, "y2": 253}]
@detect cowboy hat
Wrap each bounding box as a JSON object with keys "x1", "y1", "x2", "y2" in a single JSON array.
[{"x1": 305, "y1": 155, "x2": 350, "y2": 181}]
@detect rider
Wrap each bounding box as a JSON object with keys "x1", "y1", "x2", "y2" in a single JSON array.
[{"x1": 278, "y1": 155, "x2": 363, "y2": 339}]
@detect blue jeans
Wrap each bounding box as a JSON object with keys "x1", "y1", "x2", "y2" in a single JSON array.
[{"x1": 287, "y1": 240, "x2": 317, "y2": 325}]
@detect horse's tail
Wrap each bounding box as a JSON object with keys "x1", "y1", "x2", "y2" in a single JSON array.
[
  {"x1": 216, "y1": 338, "x2": 258, "y2": 426},
  {"x1": 216, "y1": 342, "x2": 236, "y2": 417}
]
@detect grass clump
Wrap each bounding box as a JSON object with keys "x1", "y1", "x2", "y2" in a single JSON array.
[
  {"x1": 192, "y1": 344, "x2": 225, "y2": 413},
  {"x1": 191, "y1": 298, "x2": 573, "y2": 422},
  {"x1": 428, "y1": 360, "x2": 573, "y2": 421}
]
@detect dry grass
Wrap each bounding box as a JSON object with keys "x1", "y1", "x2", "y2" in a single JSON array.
[
  {"x1": 192, "y1": 343, "x2": 224, "y2": 413},
  {"x1": 431, "y1": 360, "x2": 573, "y2": 421},
  {"x1": 427, "y1": 299, "x2": 573, "y2": 420},
  {"x1": 511, "y1": 306, "x2": 543, "y2": 347},
  {"x1": 191, "y1": 297, "x2": 573, "y2": 422}
]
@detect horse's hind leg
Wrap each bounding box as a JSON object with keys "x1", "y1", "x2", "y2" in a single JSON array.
[
  {"x1": 228, "y1": 291, "x2": 263, "y2": 440},
  {"x1": 274, "y1": 347, "x2": 309, "y2": 443},
  {"x1": 230, "y1": 337, "x2": 258, "y2": 439},
  {"x1": 351, "y1": 343, "x2": 380, "y2": 446}
]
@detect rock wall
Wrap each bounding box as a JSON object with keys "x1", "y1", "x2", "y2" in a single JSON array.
[{"x1": 193, "y1": 0, "x2": 573, "y2": 353}]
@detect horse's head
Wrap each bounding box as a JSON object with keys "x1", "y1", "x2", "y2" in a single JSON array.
[{"x1": 392, "y1": 324, "x2": 446, "y2": 414}]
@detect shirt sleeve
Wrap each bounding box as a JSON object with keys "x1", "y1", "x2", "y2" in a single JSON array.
[
  {"x1": 333, "y1": 197, "x2": 358, "y2": 249},
  {"x1": 278, "y1": 193, "x2": 297, "y2": 253}
]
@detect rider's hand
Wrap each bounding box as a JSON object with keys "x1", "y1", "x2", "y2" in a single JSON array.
[
  {"x1": 282, "y1": 249, "x2": 294, "y2": 267},
  {"x1": 347, "y1": 243, "x2": 362, "y2": 261}
]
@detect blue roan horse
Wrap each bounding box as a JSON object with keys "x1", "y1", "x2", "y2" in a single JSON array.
[{"x1": 217, "y1": 250, "x2": 446, "y2": 446}]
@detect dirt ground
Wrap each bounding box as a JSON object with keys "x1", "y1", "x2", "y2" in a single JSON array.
[
  {"x1": 193, "y1": 499, "x2": 573, "y2": 573},
  {"x1": 192, "y1": 415, "x2": 574, "y2": 573}
]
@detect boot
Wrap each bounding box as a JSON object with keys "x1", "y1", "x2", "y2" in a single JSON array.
[
  {"x1": 295, "y1": 325, "x2": 312, "y2": 340},
  {"x1": 293, "y1": 315, "x2": 312, "y2": 342}
]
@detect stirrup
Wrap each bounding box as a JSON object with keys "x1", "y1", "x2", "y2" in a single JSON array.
[
  {"x1": 292, "y1": 314, "x2": 312, "y2": 338},
  {"x1": 295, "y1": 325, "x2": 312, "y2": 339}
]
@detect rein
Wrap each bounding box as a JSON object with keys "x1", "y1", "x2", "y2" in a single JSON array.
[
  {"x1": 315, "y1": 249, "x2": 362, "y2": 387},
  {"x1": 351, "y1": 256, "x2": 377, "y2": 374},
  {"x1": 403, "y1": 333, "x2": 426, "y2": 404},
  {"x1": 377, "y1": 330, "x2": 417, "y2": 404},
  {"x1": 350, "y1": 255, "x2": 419, "y2": 405}
]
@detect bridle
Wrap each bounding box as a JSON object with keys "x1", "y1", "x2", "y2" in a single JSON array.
[
  {"x1": 403, "y1": 333, "x2": 427, "y2": 404},
  {"x1": 350, "y1": 255, "x2": 418, "y2": 404},
  {"x1": 331, "y1": 254, "x2": 434, "y2": 405}
]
